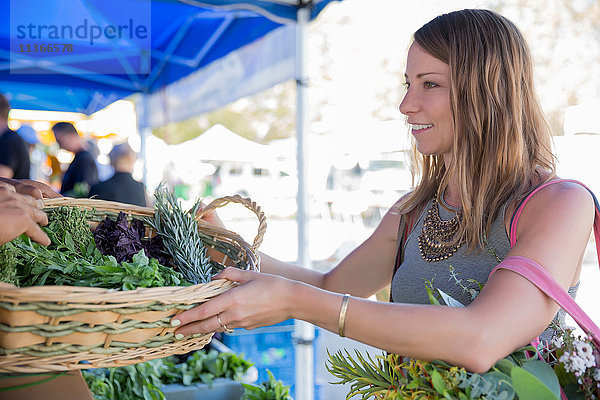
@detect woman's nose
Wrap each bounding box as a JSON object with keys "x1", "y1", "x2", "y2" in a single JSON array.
[{"x1": 399, "y1": 89, "x2": 419, "y2": 116}]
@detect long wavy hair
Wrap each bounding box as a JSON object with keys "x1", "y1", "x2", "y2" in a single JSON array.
[{"x1": 397, "y1": 9, "x2": 556, "y2": 251}]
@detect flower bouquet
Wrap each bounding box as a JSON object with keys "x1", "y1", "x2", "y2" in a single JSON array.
[{"x1": 542, "y1": 328, "x2": 600, "y2": 399}]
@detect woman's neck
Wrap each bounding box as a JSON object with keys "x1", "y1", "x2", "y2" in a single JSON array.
[
  {"x1": 441, "y1": 155, "x2": 461, "y2": 207},
  {"x1": 442, "y1": 181, "x2": 461, "y2": 208}
]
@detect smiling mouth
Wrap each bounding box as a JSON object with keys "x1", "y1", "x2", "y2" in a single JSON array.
[{"x1": 410, "y1": 123, "x2": 434, "y2": 133}]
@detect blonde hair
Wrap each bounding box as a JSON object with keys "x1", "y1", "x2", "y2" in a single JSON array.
[{"x1": 398, "y1": 9, "x2": 556, "y2": 251}]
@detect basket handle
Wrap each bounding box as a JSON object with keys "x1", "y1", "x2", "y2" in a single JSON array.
[{"x1": 197, "y1": 195, "x2": 267, "y2": 251}]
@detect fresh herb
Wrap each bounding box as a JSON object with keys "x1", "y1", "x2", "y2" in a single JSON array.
[
  {"x1": 241, "y1": 370, "x2": 292, "y2": 400},
  {"x1": 11, "y1": 204, "x2": 187, "y2": 290},
  {"x1": 46, "y1": 206, "x2": 94, "y2": 256},
  {"x1": 160, "y1": 349, "x2": 254, "y2": 387},
  {"x1": 148, "y1": 186, "x2": 212, "y2": 284},
  {"x1": 84, "y1": 350, "x2": 255, "y2": 400},
  {"x1": 94, "y1": 211, "x2": 170, "y2": 266},
  {"x1": 83, "y1": 359, "x2": 165, "y2": 400},
  {"x1": 15, "y1": 233, "x2": 185, "y2": 290},
  {"x1": 0, "y1": 241, "x2": 18, "y2": 285}
]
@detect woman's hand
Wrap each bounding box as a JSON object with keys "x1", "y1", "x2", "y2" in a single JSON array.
[
  {"x1": 171, "y1": 267, "x2": 296, "y2": 337},
  {"x1": 196, "y1": 201, "x2": 226, "y2": 229},
  {"x1": 0, "y1": 183, "x2": 50, "y2": 245}
]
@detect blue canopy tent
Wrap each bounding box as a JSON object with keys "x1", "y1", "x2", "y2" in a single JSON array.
[
  {"x1": 1, "y1": 1, "x2": 341, "y2": 398},
  {"x1": 1, "y1": 0, "x2": 301, "y2": 113}
]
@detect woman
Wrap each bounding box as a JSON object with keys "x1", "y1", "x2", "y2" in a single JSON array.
[{"x1": 172, "y1": 9, "x2": 595, "y2": 373}]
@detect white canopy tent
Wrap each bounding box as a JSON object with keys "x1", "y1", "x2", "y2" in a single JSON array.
[{"x1": 168, "y1": 124, "x2": 277, "y2": 162}]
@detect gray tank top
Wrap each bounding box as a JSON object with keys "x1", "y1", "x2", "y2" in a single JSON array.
[{"x1": 390, "y1": 194, "x2": 577, "y2": 342}]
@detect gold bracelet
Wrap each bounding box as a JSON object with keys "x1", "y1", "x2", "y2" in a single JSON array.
[{"x1": 338, "y1": 294, "x2": 351, "y2": 337}]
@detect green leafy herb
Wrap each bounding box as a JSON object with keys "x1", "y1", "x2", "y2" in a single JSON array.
[
  {"x1": 84, "y1": 350, "x2": 255, "y2": 400},
  {"x1": 15, "y1": 233, "x2": 185, "y2": 290},
  {"x1": 0, "y1": 241, "x2": 18, "y2": 285},
  {"x1": 45, "y1": 206, "x2": 94, "y2": 256},
  {"x1": 160, "y1": 350, "x2": 254, "y2": 387},
  {"x1": 10, "y1": 204, "x2": 187, "y2": 290},
  {"x1": 148, "y1": 185, "x2": 212, "y2": 284},
  {"x1": 83, "y1": 359, "x2": 165, "y2": 400},
  {"x1": 241, "y1": 370, "x2": 292, "y2": 400}
]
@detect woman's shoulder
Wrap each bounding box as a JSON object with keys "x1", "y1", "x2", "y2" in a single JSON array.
[
  {"x1": 513, "y1": 178, "x2": 595, "y2": 238},
  {"x1": 524, "y1": 178, "x2": 592, "y2": 211}
]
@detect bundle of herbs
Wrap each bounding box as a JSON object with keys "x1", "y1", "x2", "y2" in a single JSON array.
[
  {"x1": 1, "y1": 185, "x2": 226, "y2": 290},
  {"x1": 93, "y1": 211, "x2": 170, "y2": 266},
  {"x1": 147, "y1": 186, "x2": 217, "y2": 284},
  {"x1": 3, "y1": 206, "x2": 186, "y2": 290}
]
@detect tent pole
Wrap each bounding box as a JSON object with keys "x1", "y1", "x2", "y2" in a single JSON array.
[
  {"x1": 294, "y1": 5, "x2": 314, "y2": 400},
  {"x1": 139, "y1": 92, "x2": 150, "y2": 188}
]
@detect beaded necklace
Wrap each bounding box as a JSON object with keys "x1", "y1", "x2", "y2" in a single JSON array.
[{"x1": 418, "y1": 194, "x2": 463, "y2": 262}]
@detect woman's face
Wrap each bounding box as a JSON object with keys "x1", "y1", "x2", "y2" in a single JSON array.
[{"x1": 399, "y1": 43, "x2": 454, "y2": 160}]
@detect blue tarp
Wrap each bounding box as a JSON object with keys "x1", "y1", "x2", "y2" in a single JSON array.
[{"x1": 0, "y1": 0, "x2": 338, "y2": 117}]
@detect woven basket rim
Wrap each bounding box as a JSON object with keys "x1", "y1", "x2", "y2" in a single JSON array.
[{"x1": 0, "y1": 279, "x2": 236, "y2": 304}]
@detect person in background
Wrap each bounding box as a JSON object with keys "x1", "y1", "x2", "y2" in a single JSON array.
[
  {"x1": 17, "y1": 125, "x2": 47, "y2": 182},
  {"x1": 16, "y1": 125, "x2": 39, "y2": 151},
  {"x1": 89, "y1": 143, "x2": 147, "y2": 207},
  {"x1": 0, "y1": 94, "x2": 30, "y2": 179},
  {"x1": 52, "y1": 122, "x2": 98, "y2": 196}
]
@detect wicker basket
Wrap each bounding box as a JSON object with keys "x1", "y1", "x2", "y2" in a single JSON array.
[{"x1": 0, "y1": 195, "x2": 266, "y2": 373}]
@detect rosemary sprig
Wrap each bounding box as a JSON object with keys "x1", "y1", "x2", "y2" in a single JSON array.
[{"x1": 148, "y1": 186, "x2": 212, "y2": 284}]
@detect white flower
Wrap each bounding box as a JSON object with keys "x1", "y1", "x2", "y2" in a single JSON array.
[
  {"x1": 593, "y1": 367, "x2": 600, "y2": 382},
  {"x1": 559, "y1": 351, "x2": 570, "y2": 365},
  {"x1": 560, "y1": 349, "x2": 593, "y2": 376},
  {"x1": 573, "y1": 356, "x2": 587, "y2": 375},
  {"x1": 552, "y1": 336, "x2": 564, "y2": 348},
  {"x1": 573, "y1": 340, "x2": 596, "y2": 368}
]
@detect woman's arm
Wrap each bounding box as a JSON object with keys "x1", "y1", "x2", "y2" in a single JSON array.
[
  {"x1": 176, "y1": 182, "x2": 593, "y2": 373},
  {"x1": 200, "y1": 195, "x2": 405, "y2": 297},
  {"x1": 258, "y1": 200, "x2": 402, "y2": 297}
]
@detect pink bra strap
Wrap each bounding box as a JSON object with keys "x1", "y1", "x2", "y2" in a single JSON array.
[{"x1": 490, "y1": 256, "x2": 600, "y2": 348}]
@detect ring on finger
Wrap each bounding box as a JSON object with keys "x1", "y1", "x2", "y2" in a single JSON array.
[{"x1": 216, "y1": 312, "x2": 234, "y2": 334}]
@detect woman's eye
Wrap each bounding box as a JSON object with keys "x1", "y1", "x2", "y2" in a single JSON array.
[{"x1": 424, "y1": 81, "x2": 438, "y2": 89}]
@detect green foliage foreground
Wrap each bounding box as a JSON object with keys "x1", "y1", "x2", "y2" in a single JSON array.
[{"x1": 326, "y1": 346, "x2": 562, "y2": 400}]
